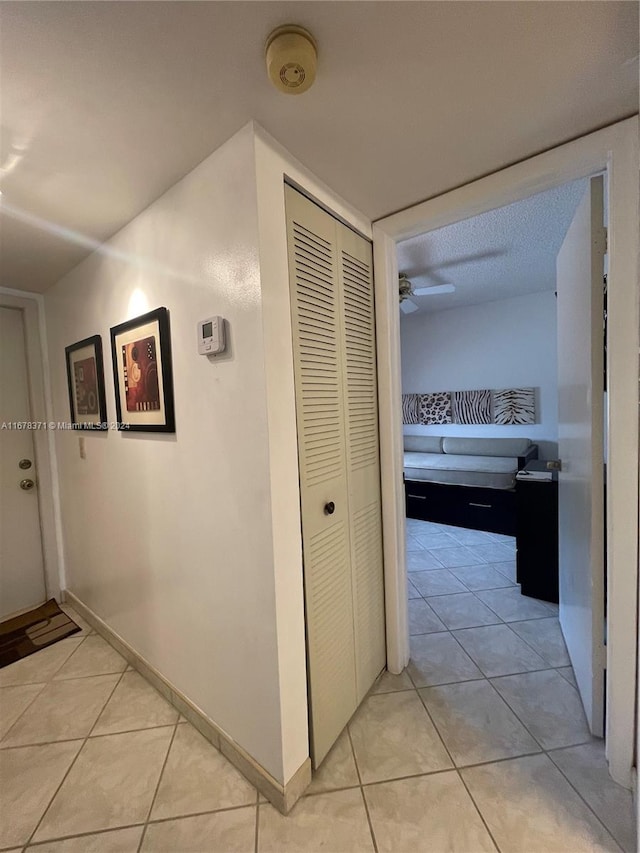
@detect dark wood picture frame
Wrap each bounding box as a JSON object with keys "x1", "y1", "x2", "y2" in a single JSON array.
[
  {"x1": 110, "y1": 307, "x2": 175, "y2": 433},
  {"x1": 65, "y1": 335, "x2": 108, "y2": 430}
]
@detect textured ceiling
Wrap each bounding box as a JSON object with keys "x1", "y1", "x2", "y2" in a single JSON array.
[
  {"x1": 0, "y1": 1, "x2": 637, "y2": 292},
  {"x1": 397, "y1": 179, "x2": 588, "y2": 314}
]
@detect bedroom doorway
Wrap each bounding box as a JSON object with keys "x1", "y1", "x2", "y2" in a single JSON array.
[
  {"x1": 372, "y1": 117, "x2": 638, "y2": 789},
  {"x1": 396, "y1": 174, "x2": 607, "y2": 739}
]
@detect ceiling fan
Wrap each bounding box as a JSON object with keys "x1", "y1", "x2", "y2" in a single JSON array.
[{"x1": 399, "y1": 273, "x2": 455, "y2": 314}]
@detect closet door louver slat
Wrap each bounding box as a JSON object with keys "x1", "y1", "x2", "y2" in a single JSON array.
[
  {"x1": 286, "y1": 189, "x2": 357, "y2": 766},
  {"x1": 286, "y1": 185, "x2": 385, "y2": 768}
]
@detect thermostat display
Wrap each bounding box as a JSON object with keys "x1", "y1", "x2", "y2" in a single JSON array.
[{"x1": 197, "y1": 316, "x2": 226, "y2": 355}]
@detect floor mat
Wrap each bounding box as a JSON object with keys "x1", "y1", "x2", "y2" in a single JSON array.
[{"x1": 0, "y1": 599, "x2": 80, "y2": 668}]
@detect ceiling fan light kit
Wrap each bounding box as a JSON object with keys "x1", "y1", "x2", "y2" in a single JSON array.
[{"x1": 265, "y1": 25, "x2": 317, "y2": 94}]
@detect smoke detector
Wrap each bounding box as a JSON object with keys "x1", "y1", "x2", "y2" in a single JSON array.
[{"x1": 265, "y1": 25, "x2": 317, "y2": 95}]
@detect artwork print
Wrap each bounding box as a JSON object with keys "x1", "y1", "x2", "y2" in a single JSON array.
[
  {"x1": 110, "y1": 307, "x2": 175, "y2": 432},
  {"x1": 419, "y1": 392, "x2": 452, "y2": 425},
  {"x1": 122, "y1": 336, "x2": 160, "y2": 412},
  {"x1": 65, "y1": 335, "x2": 108, "y2": 429}
]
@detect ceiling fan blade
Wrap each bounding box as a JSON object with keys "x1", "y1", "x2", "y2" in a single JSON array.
[
  {"x1": 400, "y1": 299, "x2": 419, "y2": 314},
  {"x1": 413, "y1": 284, "x2": 456, "y2": 296}
]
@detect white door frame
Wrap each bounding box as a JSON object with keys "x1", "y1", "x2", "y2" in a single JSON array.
[
  {"x1": 0, "y1": 288, "x2": 62, "y2": 606},
  {"x1": 373, "y1": 116, "x2": 639, "y2": 789}
]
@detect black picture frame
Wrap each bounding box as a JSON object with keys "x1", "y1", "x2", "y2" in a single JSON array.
[
  {"x1": 110, "y1": 307, "x2": 175, "y2": 433},
  {"x1": 64, "y1": 335, "x2": 108, "y2": 430}
]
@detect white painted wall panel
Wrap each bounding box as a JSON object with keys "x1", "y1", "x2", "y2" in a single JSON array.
[
  {"x1": 43, "y1": 126, "x2": 286, "y2": 781},
  {"x1": 401, "y1": 291, "x2": 558, "y2": 459}
]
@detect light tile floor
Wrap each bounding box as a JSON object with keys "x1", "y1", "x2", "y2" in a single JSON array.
[{"x1": 0, "y1": 525, "x2": 635, "y2": 852}]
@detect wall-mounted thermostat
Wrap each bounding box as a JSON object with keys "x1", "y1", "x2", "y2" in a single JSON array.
[{"x1": 197, "y1": 316, "x2": 226, "y2": 355}]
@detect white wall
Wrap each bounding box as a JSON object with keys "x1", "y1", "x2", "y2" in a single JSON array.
[
  {"x1": 44, "y1": 125, "x2": 289, "y2": 782},
  {"x1": 401, "y1": 291, "x2": 558, "y2": 459}
]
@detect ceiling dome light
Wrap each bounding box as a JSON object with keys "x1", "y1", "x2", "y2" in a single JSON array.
[{"x1": 265, "y1": 25, "x2": 317, "y2": 95}]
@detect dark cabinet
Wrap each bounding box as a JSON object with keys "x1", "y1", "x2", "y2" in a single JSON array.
[{"x1": 515, "y1": 463, "x2": 559, "y2": 603}]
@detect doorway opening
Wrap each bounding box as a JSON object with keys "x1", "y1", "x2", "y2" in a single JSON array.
[
  {"x1": 398, "y1": 173, "x2": 607, "y2": 745},
  {"x1": 372, "y1": 118, "x2": 638, "y2": 794}
]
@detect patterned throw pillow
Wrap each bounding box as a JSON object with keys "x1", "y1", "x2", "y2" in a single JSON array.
[
  {"x1": 401, "y1": 394, "x2": 420, "y2": 425},
  {"x1": 452, "y1": 389, "x2": 492, "y2": 425},
  {"x1": 418, "y1": 392, "x2": 452, "y2": 425},
  {"x1": 493, "y1": 388, "x2": 536, "y2": 424}
]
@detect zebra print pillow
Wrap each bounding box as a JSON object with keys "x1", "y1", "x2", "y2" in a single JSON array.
[
  {"x1": 419, "y1": 392, "x2": 452, "y2": 425},
  {"x1": 452, "y1": 389, "x2": 492, "y2": 425},
  {"x1": 493, "y1": 387, "x2": 536, "y2": 424},
  {"x1": 402, "y1": 394, "x2": 419, "y2": 424}
]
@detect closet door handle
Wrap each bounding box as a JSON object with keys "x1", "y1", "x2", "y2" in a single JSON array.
[{"x1": 324, "y1": 501, "x2": 336, "y2": 515}]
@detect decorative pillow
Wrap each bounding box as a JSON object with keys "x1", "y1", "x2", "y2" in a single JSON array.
[
  {"x1": 401, "y1": 393, "x2": 419, "y2": 425},
  {"x1": 418, "y1": 392, "x2": 452, "y2": 425},
  {"x1": 493, "y1": 387, "x2": 536, "y2": 425},
  {"x1": 452, "y1": 389, "x2": 492, "y2": 425}
]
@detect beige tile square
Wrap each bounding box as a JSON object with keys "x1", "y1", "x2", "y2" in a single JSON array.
[
  {"x1": 408, "y1": 632, "x2": 483, "y2": 688},
  {"x1": 27, "y1": 826, "x2": 144, "y2": 852},
  {"x1": 462, "y1": 754, "x2": 620, "y2": 852},
  {"x1": 53, "y1": 636, "x2": 127, "y2": 681},
  {"x1": 0, "y1": 638, "x2": 85, "y2": 687},
  {"x1": 410, "y1": 569, "x2": 468, "y2": 597},
  {"x1": 493, "y1": 560, "x2": 517, "y2": 583},
  {"x1": 450, "y1": 564, "x2": 515, "y2": 591},
  {"x1": 426, "y1": 546, "x2": 485, "y2": 568},
  {"x1": 409, "y1": 598, "x2": 446, "y2": 635},
  {"x1": 420, "y1": 680, "x2": 540, "y2": 766},
  {"x1": 452, "y1": 624, "x2": 548, "y2": 677},
  {"x1": 556, "y1": 666, "x2": 578, "y2": 688},
  {"x1": 348, "y1": 690, "x2": 452, "y2": 784},
  {"x1": 427, "y1": 592, "x2": 501, "y2": 629},
  {"x1": 307, "y1": 728, "x2": 359, "y2": 794},
  {"x1": 447, "y1": 527, "x2": 497, "y2": 546},
  {"x1": 33, "y1": 727, "x2": 173, "y2": 841},
  {"x1": 371, "y1": 669, "x2": 414, "y2": 694},
  {"x1": 151, "y1": 722, "x2": 255, "y2": 820},
  {"x1": 412, "y1": 532, "x2": 458, "y2": 549},
  {"x1": 471, "y1": 542, "x2": 516, "y2": 562},
  {"x1": 491, "y1": 669, "x2": 591, "y2": 749},
  {"x1": 0, "y1": 740, "x2": 82, "y2": 848},
  {"x1": 92, "y1": 671, "x2": 178, "y2": 736},
  {"x1": 259, "y1": 788, "x2": 374, "y2": 852},
  {"x1": 364, "y1": 771, "x2": 497, "y2": 852},
  {"x1": 0, "y1": 682, "x2": 46, "y2": 738},
  {"x1": 405, "y1": 534, "x2": 426, "y2": 552},
  {"x1": 549, "y1": 742, "x2": 635, "y2": 853},
  {"x1": 2, "y1": 674, "x2": 120, "y2": 747},
  {"x1": 508, "y1": 618, "x2": 571, "y2": 666},
  {"x1": 476, "y1": 588, "x2": 555, "y2": 622},
  {"x1": 142, "y1": 808, "x2": 256, "y2": 852},
  {"x1": 407, "y1": 551, "x2": 445, "y2": 572}
]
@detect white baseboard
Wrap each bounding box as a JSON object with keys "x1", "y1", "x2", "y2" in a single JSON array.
[{"x1": 64, "y1": 590, "x2": 311, "y2": 814}]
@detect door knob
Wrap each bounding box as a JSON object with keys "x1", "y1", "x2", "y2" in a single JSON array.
[
  {"x1": 20, "y1": 479, "x2": 35, "y2": 491},
  {"x1": 324, "y1": 501, "x2": 335, "y2": 515},
  {"x1": 18, "y1": 459, "x2": 32, "y2": 470}
]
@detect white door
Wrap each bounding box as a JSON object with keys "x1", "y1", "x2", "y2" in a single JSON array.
[
  {"x1": 286, "y1": 186, "x2": 385, "y2": 767},
  {"x1": 556, "y1": 175, "x2": 606, "y2": 736},
  {"x1": 0, "y1": 306, "x2": 47, "y2": 620}
]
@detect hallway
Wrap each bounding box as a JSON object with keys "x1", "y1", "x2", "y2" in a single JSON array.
[{"x1": 0, "y1": 520, "x2": 635, "y2": 852}]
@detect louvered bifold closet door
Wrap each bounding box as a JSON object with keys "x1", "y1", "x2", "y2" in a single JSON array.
[
  {"x1": 338, "y1": 223, "x2": 386, "y2": 702},
  {"x1": 285, "y1": 186, "x2": 357, "y2": 767}
]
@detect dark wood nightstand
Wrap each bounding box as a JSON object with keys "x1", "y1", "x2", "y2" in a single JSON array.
[{"x1": 515, "y1": 461, "x2": 559, "y2": 603}]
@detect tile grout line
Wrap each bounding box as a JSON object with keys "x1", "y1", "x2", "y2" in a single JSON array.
[
  {"x1": 135, "y1": 719, "x2": 181, "y2": 853},
  {"x1": 254, "y1": 790, "x2": 260, "y2": 853},
  {"x1": 345, "y1": 726, "x2": 378, "y2": 853},
  {"x1": 23, "y1": 664, "x2": 128, "y2": 848}
]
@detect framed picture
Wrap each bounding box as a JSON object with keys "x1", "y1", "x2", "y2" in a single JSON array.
[
  {"x1": 65, "y1": 335, "x2": 108, "y2": 429},
  {"x1": 110, "y1": 307, "x2": 175, "y2": 432}
]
